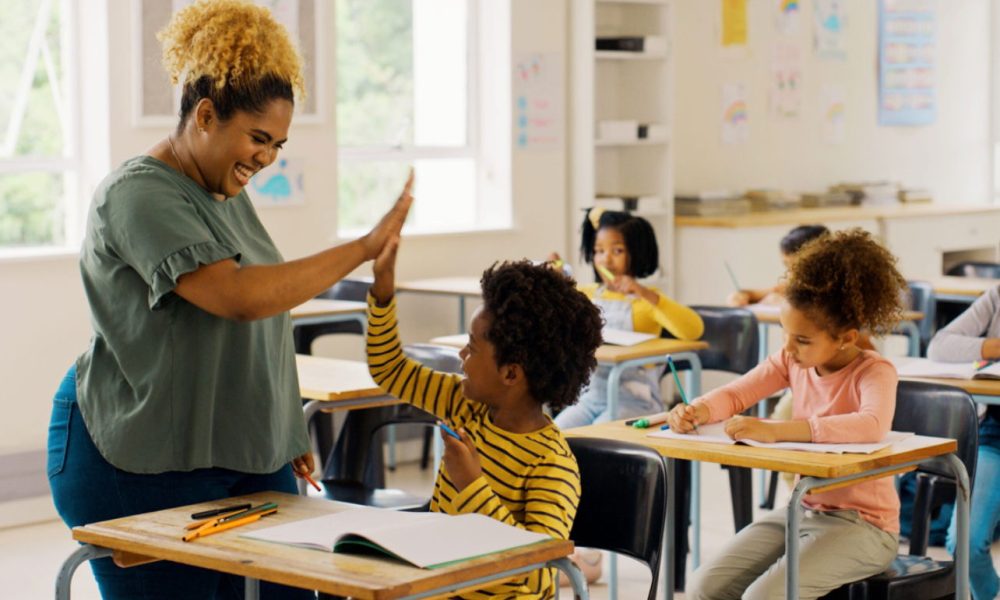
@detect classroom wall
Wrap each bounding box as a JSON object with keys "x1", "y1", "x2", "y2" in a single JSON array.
[
  {"x1": 0, "y1": 0, "x2": 568, "y2": 517},
  {"x1": 673, "y1": 0, "x2": 992, "y2": 203}
]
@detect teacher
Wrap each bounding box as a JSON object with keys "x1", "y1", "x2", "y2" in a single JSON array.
[{"x1": 46, "y1": 1, "x2": 410, "y2": 597}]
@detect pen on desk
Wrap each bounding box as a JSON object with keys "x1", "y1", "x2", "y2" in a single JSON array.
[
  {"x1": 187, "y1": 502, "x2": 280, "y2": 532},
  {"x1": 974, "y1": 360, "x2": 996, "y2": 371},
  {"x1": 723, "y1": 261, "x2": 742, "y2": 294},
  {"x1": 183, "y1": 507, "x2": 278, "y2": 542},
  {"x1": 190, "y1": 503, "x2": 252, "y2": 521},
  {"x1": 186, "y1": 506, "x2": 253, "y2": 530},
  {"x1": 438, "y1": 420, "x2": 463, "y2": 441},
  {"x1": 667, "y1": 356, "x2": 698, "y2": 434},
  {"x1": 630, "y1": 413, "x2": 669, "y2": 429}
]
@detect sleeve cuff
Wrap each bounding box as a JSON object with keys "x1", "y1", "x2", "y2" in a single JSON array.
[
  {"x1": 149, "y1": 241, "x2": 240, "y2": 309},
  {"x1": 366, "y1": 291, "x2": 396, "y2": 315}
]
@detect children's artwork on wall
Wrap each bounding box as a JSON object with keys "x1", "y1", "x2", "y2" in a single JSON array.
[
  {"x1": 813, "y1": 0, "x2": 847, "y2": 59},
  {"x1": 248, "y1": 158, "x2": 305, "y2": 207},
  {"x1": 135, "y1": 0, "x2": 323, "y2": 126},
  {"x1": 821, "y1": 84, "x2": 846, "y2": 144},
  {"x1": 774, "y1": 0, "x2": 801, "y2": 36},
  {"x1": 512, "y1": 53, "x2": 563, "y2": 151},
  {"x1": 720, "y1": 0, "x2": 749, "y2": 52},
  {"x1": 769, "y1": 42, "x2": 802, "y2": 118},
  {"x1": 721, "y1": 83, "x2": 749, "y2": 145},
  {"x1": 878, "y1": 0, "x2": 936, "y2": 126}
]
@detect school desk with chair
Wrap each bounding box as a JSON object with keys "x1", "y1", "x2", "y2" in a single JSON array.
[
  {"x1": 893, "y1": 355, "x2": 1000, "y2": 406},
  {"x1": 396, "y1": 276, "x2": 483, "y2": 333},
  {"x1": 55, "y1": 491, "x2": 589, "y2": 600},
  {"x1": 564, "y1": 419, "x2": 971, "y2": 600}
]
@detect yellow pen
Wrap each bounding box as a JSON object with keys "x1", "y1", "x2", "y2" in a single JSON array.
[
  {"x1": 183, "y1": 508, "x2": 278, "y2": 542},
  {"x1": 596, "y1": 264, "x2": 615, "y2": 282}
]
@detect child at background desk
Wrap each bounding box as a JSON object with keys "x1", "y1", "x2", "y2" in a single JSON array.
[
  {"x1": 550, "y1": 208, "x2": 704, "y2": 428},
  {"x1": 927, "y1": 282, "x2": 1000, "y2": 600},
  {"x1": 727, "y1": 224, "x2": 829, "y2": 307},
  {"x1": 668, "y1": 229, "x2": 907, "y2": 600},
  {"x1": 367, "y1": 236, "x2": 603, "y2": 600}
]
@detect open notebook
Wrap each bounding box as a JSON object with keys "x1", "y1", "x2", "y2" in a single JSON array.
[
  {"x1": 649, "y1": 422, "x2": 913, "y2": 454},
  {"x1": 602, "y1": 327, "x2": 657, "y2": 346},
  {"x1": 893, "y1": 357, "x2": 1000, "y2": 381},
  {"x1": 242, "y1": 506, "x2": 550, "y2": 569}
]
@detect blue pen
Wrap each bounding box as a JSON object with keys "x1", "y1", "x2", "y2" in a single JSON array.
[
  {"x1": 667, "y1": 356, "x2": 699, "y2": 434},
  {"x1": 438, "y1": 420, "x2": 462, "y2": 441}
]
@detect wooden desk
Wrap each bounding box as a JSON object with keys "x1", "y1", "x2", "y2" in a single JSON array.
[
  {"x1": 892, "y1": 356, "x2": 1000, "y2": 405},
  {"x1": 565, "y1": 420, "x2": 970, "y2": 600},
  {"x1": 397, "y1": 277, "x2": 482, "y2": 333},
  {"x1": 290, "y1": 298, "x2": 367, "y2": 339},
  {"x1": 56, "y1": 491, "x2": 587, "y2": 600},
  {"x1": 930, "y1": 276, "x2": 999, "y2": 303}
]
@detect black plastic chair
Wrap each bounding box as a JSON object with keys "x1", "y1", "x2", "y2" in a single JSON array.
[
  {"x1": 820, "y1": 380, "x2": 979, "y2": 600},
  {"x1": 945, "y1": 261, "x2": 1000, "y2": 279},
  {"x1": 906, "y1": 281, "x2": 936, "y2": 357},
  {"x1": 321, "y1": 344, "x2": 462, "y2": 511},
  {"x1": 568, "y1": 437, "x2": 668, "y2": 600}
]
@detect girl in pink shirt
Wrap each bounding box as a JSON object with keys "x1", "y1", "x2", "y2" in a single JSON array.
[{"x1": 669, "y1": 229, "x2": 908, "y2": 600}]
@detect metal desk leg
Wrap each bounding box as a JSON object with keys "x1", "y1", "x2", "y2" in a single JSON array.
[
  {"x1": 896, "y1": 320, "x2": 921, "y2": 357},
  {"x1": 685, "y1": 364, "x2": 702, "y2": 570},
  {"x1": 605, "y1": 367, "x2": 624, "y2": 600},
  {"x1": 245, "y1": 577, "x2": 260, "y2": 599},
  {"x1": 55, "y1": 545, "x2": 113, "y2": 600},
  {"x1": 661, "y1": 456, "x2": 676, "y2": 600},
  {"x1": 757, "y1": 321, "x2": 770, "y2": 505},
  {"x1": 946, "y1": 453, "x2": 971, "y2": 600},
  {"x1": 786, "y1": 478, "x2": 810, "y2": 600},
  {"x1": 458, "y1": 296, "x2": 467, "y2": 333},
  {"x1": 549, "y1": 557, "x2": 590, "y2": 600}
]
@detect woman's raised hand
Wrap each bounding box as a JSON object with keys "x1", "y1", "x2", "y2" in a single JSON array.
[{"x1": 361, "y1": 168, "x2": 414, "y2": 260}]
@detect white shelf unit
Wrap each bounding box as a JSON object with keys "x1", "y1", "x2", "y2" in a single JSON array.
[{"x1": 570, "y1": 0, "x2": 675, "y2": 292}]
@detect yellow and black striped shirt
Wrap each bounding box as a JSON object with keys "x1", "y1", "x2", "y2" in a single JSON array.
[{"x1": 367, "y1": 294, "x2": 581, "y2": 600}]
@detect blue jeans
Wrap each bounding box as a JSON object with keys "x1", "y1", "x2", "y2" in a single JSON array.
[
  {"x1": 948, "y1": 416, "x2": 1000, "y2": 600},
  {"x1": 47, "y1": 365, "x2": 314, "y2": 600}
]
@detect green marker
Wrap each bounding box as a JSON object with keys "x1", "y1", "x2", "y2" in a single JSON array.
[{"x1": 596, "y1": 264, "x2": 615, "y2": 282}]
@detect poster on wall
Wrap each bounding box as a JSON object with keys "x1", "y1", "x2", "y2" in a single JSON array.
[
  {"x1": 769, "y1": 42, "x2": 802, "y2": 118},
  {"x1": 774, "y1": 0, "x2": 801, "y2": 36},
  {"x1": 721, "y1": 83, "x2": 749, "y2": 145},
  {"x1": 720, "y1": 0, "x2": 749, "y2": 53},
  {"x1": 877, "y1": 0, "x2": 936, "y2": 126},
  {"x1": 813, "y1": 0, "x2": 847, "y2": 59},
  {"x1": 821, "y1": 84, "x2": 846, "y2": 144},
  {"x1": 512, "y1": 53, "x2": 562, "y2": 151},
  {"x1": 247, "y1": 157, "x2": 306, "y2": 207}
]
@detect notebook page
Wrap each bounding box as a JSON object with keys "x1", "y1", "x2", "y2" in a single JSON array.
[
  {"x1": 602, "y1": 327, "x2": 658, "y2": 346},
  {"x1": 649, "y1": 423, "x2": 913, "y2": 454}
]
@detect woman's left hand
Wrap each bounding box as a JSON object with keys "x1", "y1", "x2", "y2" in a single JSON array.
[
  {"x1": 724, "y1": 416, "x2": 778, "y2": 443},
  {"x1": 291, "y1": 452, "x2": 316, "y2": 480},
  {"x1": 441, "y1": 427, "x2": 482, "y2": 491}
]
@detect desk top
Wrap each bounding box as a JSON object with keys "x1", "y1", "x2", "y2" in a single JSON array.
[
  {"x1": 675, "y1": 204, "x2": 1000, "y2": 229},
  {"x1": 929, "y1": 276, "x2": 999, "y2": 297},
  {"x1": 72, "y1": 491, "x2": 572, "y2": 600},
  {"x1": 564, "y1": 420, "x2": 955, "y2": 479},
  {"x1": 291, "y1": 299, "x2": 367, "y2": 320},
  {"x1": 296, "y1": 355, "x2": 394, "y2": 408},
  {"x1": 429, "y1": 335, "x2": 708, "y2": 364},
  {"x1": 397, "y1": 277, "x2": 483, "y2": 297},
  {"x1": 749, "y1": 305, "x2": 924, "y2": 325},
  {"x1": 897, "y1": 374, "x2": 1000, "y2": 397}
]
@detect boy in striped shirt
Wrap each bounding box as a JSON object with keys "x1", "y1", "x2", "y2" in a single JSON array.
[{"x1": 367, "y1": 238, "x2": 603, "y2": 599}]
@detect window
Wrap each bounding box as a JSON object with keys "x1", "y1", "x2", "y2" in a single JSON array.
[
  {"x1": 0, "y1": 0, "x2": 80, "y2": 250},
  {"x1": 335, "y1": 0, "x2": 510, "y2": 236}
]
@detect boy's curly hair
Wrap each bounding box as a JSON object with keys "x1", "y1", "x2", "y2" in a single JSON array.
[
  {"x1": 786, "y1": 228, "x2": 906, "y2": 336},
  {"x1": 158, "y1": 0, "x2": 305, "y2": 127},
  {"x1": 480, "y1": 261, "x2": 603, "y2": 413}
]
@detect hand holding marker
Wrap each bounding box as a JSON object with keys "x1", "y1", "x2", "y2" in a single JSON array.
[
  {"x1": 665, "y1": 356, "x2": 698, "y2": 434},
  {"x1": 438, "y1": 420, "x2": 462, "y2": 441}
]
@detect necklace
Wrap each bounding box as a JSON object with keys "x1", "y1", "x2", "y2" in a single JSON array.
[{"x1": 166, "y1": 135, "x2": 189, "y2": 179}]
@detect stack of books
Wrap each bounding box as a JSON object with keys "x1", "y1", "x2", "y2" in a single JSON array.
[
  {"x1": 745, "y1": 189, "x2": 802, "y2": 212},
  {"x1": 898, "y1": 188, "x2": 933, "y2": 203},
  {"x1": 594, "y1": 194, "x2": 662, "y2": 213},
  {"x1": 830, "y1": 181, "x2": 900, "y2": 206},
  {"x1": 800, "y1": 190, "x2": 853, "y2": 208},
  {"x1": 674, "y1": 191, "x2": 751, "y2": 217}
]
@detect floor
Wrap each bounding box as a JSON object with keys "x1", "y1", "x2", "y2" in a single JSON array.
[{"x1": 1, "y1": 459, "x2": 984, "y2": 600}]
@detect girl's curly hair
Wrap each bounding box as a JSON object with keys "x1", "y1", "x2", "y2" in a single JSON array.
[
  {"x1": 480, "y1": 261, "x2": 604, "y2": 413},
  {"x1": 786, "y1": 228, "x2": 906, "y2": 336},
  {"x1": 158, "y1": 0, "x2": 305, "y2": 127}
]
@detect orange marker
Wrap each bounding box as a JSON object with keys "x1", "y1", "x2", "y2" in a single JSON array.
[
  {"x1": 300, "y1": 469, "x2": 322, "y2": 493},
  {"x1": 183, "y1": 508, "x2": 277, "y2": 542}
]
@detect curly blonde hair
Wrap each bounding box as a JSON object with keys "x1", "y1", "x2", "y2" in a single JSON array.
[
  {"x1": 158, "y1": 0, "x2": 304, "y2": 125},
  {"x1": 786, "y1": 228, "x2": 906, "y2": 336}
]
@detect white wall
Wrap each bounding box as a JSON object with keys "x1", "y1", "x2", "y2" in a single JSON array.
[
  {"x1": 0, "y1": 0, "x2": 568, "y2": 482},
  {"x1": 673, "y1": 0, "x2": 992, "y2": 203}
]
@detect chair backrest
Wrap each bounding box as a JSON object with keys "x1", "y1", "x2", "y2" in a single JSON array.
[
  {"x1": 402, "y1": 343, "x2": 463, "y2": 374},
  {"x1": 318, "y1": 277, "x2": 373, "y2": 302},
  {"x1": 295, "y1": 278, "x2": 374, "y2": 352},
  {"x1": 945, "y1": 261, "x2": 1000, "y2": 279},
  {"x1": 668, "y1": 305, "x2": 759, "y2": 376},
  {"x1": 905, "y1": 281, "x2": 936, "y2": 355},
  {"x1": 892, "y1": 380, "x2": 978, "y2": 488},
  {"x1": 568, "y1": 437, "x2": 667, "y2": 600}
]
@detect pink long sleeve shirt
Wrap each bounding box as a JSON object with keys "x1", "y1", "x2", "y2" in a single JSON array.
[{"x1": 699, "y1": 349, "x2": 900, "y2": 533}]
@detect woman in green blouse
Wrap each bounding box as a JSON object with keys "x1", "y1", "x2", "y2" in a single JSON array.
[{"x1": 46, "y1": 1, "x2": 410, "y2": 598}]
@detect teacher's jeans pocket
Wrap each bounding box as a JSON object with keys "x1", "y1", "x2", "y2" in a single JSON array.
[{"x1": 47, "y1": 397, "x2": 73, "y2": 479}]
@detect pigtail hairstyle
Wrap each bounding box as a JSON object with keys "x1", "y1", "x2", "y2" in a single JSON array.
[
  {"x1": 158, "y1": 0, "x2": 305, "y2": 129},
  {"x1": 785, "y1": 228, "x2": 906, "y2": 337},
  {"x1": 579, "y1": 208, "x2": 660, "y2": 279}
]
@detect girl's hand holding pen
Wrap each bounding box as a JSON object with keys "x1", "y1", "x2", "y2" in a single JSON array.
[
  {"x1": 666, "y1": 402, "x2": 707, "y2": 434},
  {"x1": 441, "y1": 426, "x2": 482, "y2": 492}
]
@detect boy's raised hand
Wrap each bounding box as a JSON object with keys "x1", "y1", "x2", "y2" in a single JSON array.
[{"x1": 441, "y1": 427, "x2": 482, "y2": 491}]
